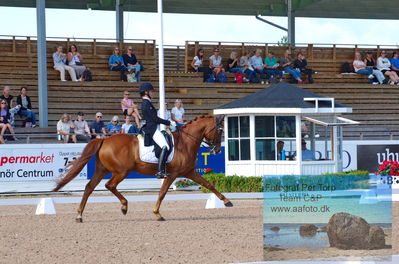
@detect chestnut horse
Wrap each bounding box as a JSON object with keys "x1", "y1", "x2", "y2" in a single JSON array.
[{"x1": 53, "y1": 115, "x2": 233, "y2": 222}]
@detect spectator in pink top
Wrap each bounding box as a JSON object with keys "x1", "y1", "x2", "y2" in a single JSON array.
[{"x1": 120, "y1": 90, "x2": 141, "y2": 127}]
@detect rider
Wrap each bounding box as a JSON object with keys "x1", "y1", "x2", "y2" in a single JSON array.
[{"x1": 139, "y1": 82, "x2": 175, "y2": 179}]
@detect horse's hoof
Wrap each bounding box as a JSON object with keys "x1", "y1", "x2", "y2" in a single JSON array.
[
  {"x1": 121, "y1": 209, "x2": 127, "y2": 215},
  {"x1": 157, "y1": 217, "x2": 166, "y2": 221},
  {"x1": 224, "y1": 201, "x2": 234, "y2": 207},
  {"x1": 76, "y1": 217, "x2": 83, "y2": 223}
]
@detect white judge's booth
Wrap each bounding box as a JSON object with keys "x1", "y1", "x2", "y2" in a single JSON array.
[{"x1": 213, "y1": 82, "x2": 359, "y2": 176}]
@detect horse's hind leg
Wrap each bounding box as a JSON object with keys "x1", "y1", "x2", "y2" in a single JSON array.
[
  {"x1": 187, "y1": 171, "x2": 233, "y2": 207},
  {"x1": 105, "y1": 172, "x2": 129, "y2": 215},
  {"x1": 153, "y1": 176, "x2": 175, "y2": 221},
  {"x1": 76, "y1": 163, "x2": 109, "y2": 223}
]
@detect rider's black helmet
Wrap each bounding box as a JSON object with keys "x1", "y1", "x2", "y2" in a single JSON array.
[{"x1": 139, "y1": 82, "x2": 154, "y2": 93}]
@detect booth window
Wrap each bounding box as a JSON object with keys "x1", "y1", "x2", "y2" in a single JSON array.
[
  {"x1": 227, "y1": 116, "x2": 250, "y2": 161},
  {"x1": 255, "y1": 116, "x2": 296, "y2": 160}
]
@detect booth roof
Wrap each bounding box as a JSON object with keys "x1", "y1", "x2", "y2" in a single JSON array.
[{"x1": 216, "y1": 82, "x2": 348, "y2": 110}]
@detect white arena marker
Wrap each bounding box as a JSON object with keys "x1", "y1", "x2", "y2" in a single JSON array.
[
  {"x1": 205, "y1": 194, "x2": 225, "y2": 209},
  {"x1": 35, "y1": 198, "x2": 56, "y2": 215}
]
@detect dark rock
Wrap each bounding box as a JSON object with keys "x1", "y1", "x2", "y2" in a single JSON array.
[
  {"x1": 367, "y1": 226, "x2": 386, "y2": 249},
  {"x1": 263, "y1": 245, "x2": 285, "y2": 251},
  {"x1": 270, "y1": 226, "x2": 280, "y2": 231},
  {"x1": 327, "y1": 212, "x2": 386, "y2": 249},
  {"x1": 299, "y1": 224, "x2": 318, "y2": 237}
]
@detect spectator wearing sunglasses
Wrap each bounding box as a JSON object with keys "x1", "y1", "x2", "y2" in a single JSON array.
[
  {"x1": 90, "y1": 112, "x2": 107, "y2": 139},
  {"x1": 109, "y1": 47, "x2": 128, "y2": 81},
  {"x1": 377, "y1": 50, "x2": 399, "y2": 85},
  {"x1": 123, "y1": 46, "x2": 141, "y2": 82},
  {"x1": 106, "y1": 115, "x2": 121, "y2": 135}
]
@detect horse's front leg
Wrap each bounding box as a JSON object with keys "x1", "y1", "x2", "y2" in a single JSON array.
[
  {"x1": 153, "y1": 175, "x2": 175, "y2": 221},
  {"x1": 186, "y1": 171, "x2": 233, "y2": 207}
]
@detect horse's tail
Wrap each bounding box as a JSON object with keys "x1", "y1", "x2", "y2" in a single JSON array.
[{"x1": 53, "y1": 138, "x2": 104, "y2": 192}]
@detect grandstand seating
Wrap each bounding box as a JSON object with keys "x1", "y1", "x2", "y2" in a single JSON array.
[{"x1": 1, "y1": 37, "x2": 399, "y2": 140}]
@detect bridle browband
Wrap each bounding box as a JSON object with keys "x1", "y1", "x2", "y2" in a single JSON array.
[{"x1": 175, "y1": 116, "x2": 224, "y2": 153}]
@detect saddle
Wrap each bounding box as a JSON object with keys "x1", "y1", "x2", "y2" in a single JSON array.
[{"x1": 137, "y1": 131, "x2": 174, "y2": 164}]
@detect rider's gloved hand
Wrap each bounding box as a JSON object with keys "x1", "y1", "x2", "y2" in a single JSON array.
[{"x1": 170, "y1": 121, "x2": 177, "y2": 129}]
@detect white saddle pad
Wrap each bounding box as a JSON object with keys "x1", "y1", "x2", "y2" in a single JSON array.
[{"x1": 138, "y1": 134, "x2": 174, "y2": 164}]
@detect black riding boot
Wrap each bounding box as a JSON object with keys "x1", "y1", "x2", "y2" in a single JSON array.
[{"x1": 156, "y1": 146, "x2": 169, "y2": 179}]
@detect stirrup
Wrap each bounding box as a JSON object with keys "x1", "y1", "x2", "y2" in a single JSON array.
[{"x1": 155, "y1": 171, "x2": 169, "y2": 179}]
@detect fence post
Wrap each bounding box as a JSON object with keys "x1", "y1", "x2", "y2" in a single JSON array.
[
  {"x1": 144, "y1": 40, "x2": 148, "y2": 57},
  {"x1": 177, "y1": 46, "x2": 180, "y2": 71},
  {"x1": 333, "y1": 44, "x2": 337, "y2": 73},
  {"x1": 27, "y1": 37, "x2": 32, "y2": 69},
  {"x1": 307, "y1": 44, "x2": 313, "y2": 60},
  {"x1": 194, "y1": 41, "x2": 199, "y2": 56},
  {"x1": 376, "y1": 45, "x2": 380, "y2": 58},
  {"x1": 93, "y1": 39, "x2": 96, "y2": 55},
  {"x1": 241, "y1": 42, "x2": 245, "y2": 57},
  {"x1": 184, "y1": 41, "x2": 189, "y2": 72},
  {"x1": 12, "y1": 36, "x2": 16, "y2": 54},
  {"x1": 66, "y1": 38, "x2": 70, "y2": 51}
]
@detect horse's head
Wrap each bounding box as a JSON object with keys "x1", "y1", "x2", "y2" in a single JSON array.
[{"x1": 203, "y1": 115, "x2": 224, "y2": 155}]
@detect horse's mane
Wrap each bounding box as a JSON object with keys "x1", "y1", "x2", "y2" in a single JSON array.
[{"x1": 180, "y1": 115, "x2": 214, "y2": 129}]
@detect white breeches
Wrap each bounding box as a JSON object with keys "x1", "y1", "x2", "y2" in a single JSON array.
[{"x1": 152, "y1": 129, "x2": 169, "y2": 150}]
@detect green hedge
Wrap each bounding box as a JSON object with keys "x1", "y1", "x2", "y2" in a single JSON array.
[
  {"x1": 201, "y1": 170, "x2": 370, "y2": 193},
  {"x1": 201, "y1": 173, "x2": 262, "y2": 193}
]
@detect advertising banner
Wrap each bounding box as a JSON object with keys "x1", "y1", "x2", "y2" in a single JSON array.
[
  {"x1": 357, "y1": 144, "x2": 399, "y2": 172},
  {"x1": 0, "y1": 144, "x2": 87, "y2": 182},
  {"x1": 87, "y1": 146, "x2": 225, "y2": 179}
]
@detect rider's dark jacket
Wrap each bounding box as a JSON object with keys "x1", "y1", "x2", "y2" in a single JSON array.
[{"x1": 141, "y1": 97, "x2": 170, "y2": 146}]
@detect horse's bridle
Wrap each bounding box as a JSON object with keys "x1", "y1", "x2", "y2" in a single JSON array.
[{"x1": 177, "y1": 116, "x2": 224, "y2": 154}]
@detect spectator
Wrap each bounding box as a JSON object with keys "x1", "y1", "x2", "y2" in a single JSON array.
[
  {"x1": 16, "y1": 86, "x2": 37, "y2": 127},
  {"x1": 0, "y1": 99, "x2": 17, "y2": 141},
  {"x1": 191, "y1": 49, "x2": 205, "y2": 72},
  {"x1": 0, "y1": 86, "x2": 20, "y2": 127},
  {"x1": 301, "y1": 140, "x2": 316, "y2": 161},
  {"x1": 264, "y1": 51, "x2": 283, "y2": 82},
  {"x1": 280, "y1": 50, "x2": 302, "y2": 84},
  {"x1": 390, "y1": 51, "x2": 399, "y2": 76},
  {"x1": 226, "y1": 51, "x2": 242, "y2": 74},
  {"x1": 53, "y1": 45, "x2": 77, "y2": 82},
  {"x1": 109, "y1": 46, "x2": 128, "y2": 81},
  {"x1": 57, "y1": 113, "x2": 76, "y2": 143},
  {"x1": 353, "y1": 52, "x2": 383, "y2": 85},
  {"x1": 90, "y1": 112, "x2": 107, "y2": 139},
  {"x1": 251, "y1": 49, "x2": 266, "y2": 84},
  {"x1": 209, "y1": 48, "x2": 225, "y2": 77},
  {"x1": 122, "y1": 115, "x2": 139, "y2": 134},
  {"x1": 157, "y1": 102, "x2": 171, "y2": 121},
  {"x1": 377, "y1": 50, "x2": 399, "y2": 85},
  {"x1": 74, "y1": 112, "x2": 91, "y2": 142},
  {"x1": 277, "y1": 141, "x2": 286, "y2": 160},
  {"x1": 122, "y1": 115, "x2": 133, "y2": 133},
  {"x1": 239, "y1": 50, "x2": 256, "y2": 83},
  {"x1": 67, "y1": 44, "x2": 87, "y2": 81},
  {"x1": 121, "y1": 90, "x2": 141, "y2": 127},
  {"x1": 364, "y1": 51, "x2": 385, "y2": 83},
  {"x1": 107, "y1": 115, "x2": 121, "y2": 135},
  {"x1": 171, "y1": 99, "x2": 185, "y2": 127},
  {"x1": 122, "y1": 46, "x2": 141, "y2": 82},
  {"x1": 294, "y1": 52, "x2": 314, "y2": 84}
]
